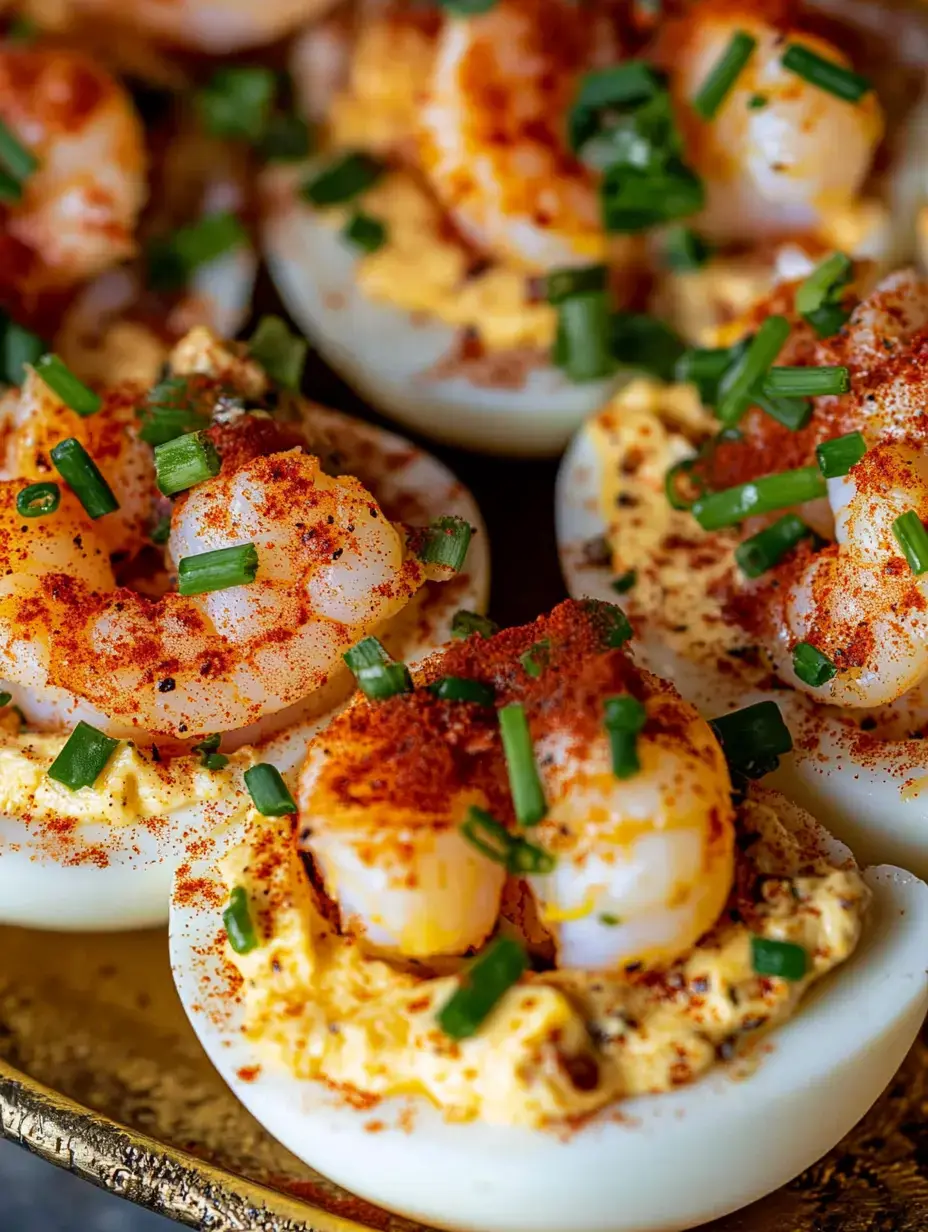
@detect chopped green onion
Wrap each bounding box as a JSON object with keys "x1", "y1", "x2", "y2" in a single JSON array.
[
  {"x1": 0, "y1": 117, "x2": 37, "y2": 188},
  {"x1": 780, "y1": 43, "x2": 871, "y2": 103},
  {"x1": 47, "y1": 721, "x2": 120, "y2": 791},
  {"x1": 177, "y1": 543, "x2": 258, "y2": 596},
  {"x1": 147, "y1": 211, "x2": 248, "y2": 293},
  {"x1": 676, "y1": 340, "x2": 749, "y2": 405},
  {"x1": 603, "y1": 694, "x2": 647, "y2": 778},
  {"x1": 553, "y1": 291, "x2": 616, "y2": 383},
  {"x1": 568, "y1": 61, "x2": 666, "y2": 152},
  {"x1": 343, "y1": 637, "x2": 413, "y2": 700},
  {"x1": 301, "y1": 152, "x2": 383, "y2": 207},
  {"x1": 150, "y1": 515, "x2": 171, "y2": 545},
  {"x1": 154, "y1": 431, "x2": 220, "y2": 496},
  {"x1": 436, "y1": 935, "x2": 527, "y2": 1040},
  {"x1": 735, "y1": 513, "x2": 811, "y2": 578},
  {"x1": 710, "y1": 701, "x2": 793, "y2": 780},
  {"x1": 692, "y1": 30, "x2": 757, "y2": 120},
  {"x1": 753, "y1": 391, "x2": 812, "y2": 432},
  {"x1": 1, "y1": 317, "x2": 44, "y2": 385},
  {"x1": 33, "y1": 354, "x2": 101, "y2": 416},
  {"x1": 816, "y1": 431, "x2": 867, "y2": 478},
  {"x1": 663, "y1": 225, "x2": 711, "y2": 271},
  {"x1": 691, "y1": 464, "x2": 826, "y2": 530},
  {"x1": 498, "y1": 703, "x2": 547, "y2": 826},
  {"x1": 893, "y1": 510, "x2": 928, "y2": 575},
  {"x1": 417, "y1": 516, "x2": 473, "y2": 572},
  {"x1": 751, "y1": 935, "x2": 807, "y2": 981},
  {"x1": 762, "y1": 365, "x2": 850, "y2": 398},
  {"x1": 342, "y1": 211, "x2": 387, "y2": 254},
  {"x1": 797, "y1": 252, "x2": 852, "y2": 315},
  {"x1": 191, "y1": 733, "x2": 229, "y2": 771},
  {"x1": 247, "y1": 315, "x2": 307, "y2": 391},
  {"x1": 611, "y1": 569, "x2": 637, "y2": 594},
  {"x1": 716, "y1": 316, "x2": 791, "y2": 425},
  {"x1": 437, "y1": 0, "x2": 497, "y2": 13},
  {"x1": 793, "y1": 642, "x2": 837, "y2": 687},
  {"x1": 748, "y1": 93, "x2": 768, "y2": 109},
  {"x1": 343, "y1": 636, "x2": 389, "y2": 671},
  {"x1": 50, "y1": 438, "x2": 118, "y2": 520},
  {"x1": 584, "y1": 599, "x2": 633, "y2": 648},
  {"x1": 196, "y1": 66, "x2": 276, "y2": 142},
  {"x1": 16, "y1": 482, "x2": 60, "y2": 518},
  {"x1": 223, "y1": 885, "x2": 259, "y2": 954},
  {"x1": 601, "y1": 159, "x2": 705, "y2": 232},
  {"x1": 0, "y1": 691, "x2": 11, "y2": 707},
  {"x1": 519, "y1": 640, "x2": 551, "y2": 679},
  {"x1": 428, "y1": 676, "x2": 495, "y2": 706},
  {"x1": 244, "y1": 762, "x2": 297, "y2": 816},
  {"x1": 137, "y1": 377, "x2": 210, "y2": 446},
  {"x1": 260, "y1": 111, "x2": 312, "y2": 162},
  {"x1": 805, "y1": 302, "x2": 851, "y2": 339},
  {"x1": 451, "y1": 610, "x2": 498, "y2": 640},
  {"x1": 610, "y1": 312, "x2": 686, "y2": 382},
  {"x1": 546, "y1": 264, "x2": 608, "y2": 305},
  {"x1": 664, "y1": 457, "x2": 703, "y2": 511},
  {"x1": 460, "y1": 806, "x2": 555, "y2": 875}
]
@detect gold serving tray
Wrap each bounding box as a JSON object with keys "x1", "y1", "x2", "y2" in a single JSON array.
[{"x1": 2, "y1": 352, "x2": 928, "y2": 1232}]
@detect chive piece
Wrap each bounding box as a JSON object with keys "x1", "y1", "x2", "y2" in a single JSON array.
[
  {"x1": 16, "y1": 482, "x2": 60, "y2": 518},
  {"x1": 748, "y1": 93, "x2": 768, "y2": 109},
  {"x1": 343, "y1": 635, "x2": 389, "y2": 672},
  {"x1": 247, "y1": 315, "x2": 307, "y2": 390},
  {"x1": 191, "y1": 733, "x2": 229, "y2": 770},
  {"x1": 438, "y1": 0, "x2": 497, "y2": 13},
  {"x1": 150, "y1": 515, "x2": 171, "y2": 545},
  {"x1": 692, "y1": 30, "x2": 757, "y2": 120},
  {"x1": 780, "y1": 44, "x2": 871, "y2": 103},
  {"x1": 601, "y1": 159, "x2": 705, "y2": 233},
  {"x1": 716, "y1": 316, "x2": 791, "y2": 425},
  {"x1": 50, "y1": 438, "x2": 118, "y2": 520},
  {"x1": 610, "y1": 312, "x2": 686, "y2": 382},
  {"x1": 751, "y1": 935, "x2": 807, "y2": 981},
  {"x1": 451, "y1": 610, "x2": 498, "y2": 640},
  {"x1": 33, "y1": 354, "x2": 101, "y2": 416},
  {"x1": 793, "y1": 642, "x2": 837, "y2": 687},
  {"x1": 663, "y1": 225, "x2": 711, "y2": 271},
  {"x1": 554, "y1": 291, "x2": 616, "y2": 383},
  {"x1": 519, "y1": 639, "x2": 551, "y2": 679},
  {"x1": 568, "y1": 61, "x2": 666, "y2": 152},
  {"x1": 343, "y1": 637, "x2": 414, "y2": 700},
  {"x1": 762, "y1": 365, "x2": 850, "y2": 398},
  {"x1": 460, "y1": 806, "x2": 556, "y2": 875},
  {"x1": 0, "y1": 117, "x2": 37, "y2": 186},
  {"x1": 223, "y1": 885, "x2": 259, "y2": 955},
  {"x1": 342, "y1": 211, "x2": 387, "y2": 254},
  {"x1": 2, "y1": 318, "x2": 44, "y2": 385},
  {"x1": 260, "y1": 112, "x2": 312, "y2": 163},
  {"x1": 436, "y1": 935, "x2": 527, "y2": 1040},
  {"x1": 147, "y1": 211, "x2": 248, "y2": 292},
  {"x1": 806, "y1": 302, "x2": 851, "y2": 339},
  {"x1": 676, "y1": 341, "x2": 748, "y2": 405},
  {"x1": 893, "y1": 511, "x2": 928, "y2": 575},
  {"x1": 664, "y1": 457, "x2": 703, "y2": 510},
  {"x1": 428, "y1": 676, "x2": 495, "y2": 706},
  {"x1": 137, "y1": 377, "x2": 210, "y2": 446},
  {"x1": 691, "y1": 464, "x2": 826, "y2": 530},
  {"x1": 154, "y1": 431, "x2": 220, "y2": 496},
  {"x1": 418, "y1": 516, "x2": 473, "y2": 572},
  {"x1": 177, "y1": 543, "x2": 259, "y2": 596},
  {"x1": 0, "y1": 692, "x2": 11, "y2": 707},
  {"x1": 47, "y1": 721, "x2": 120, "y2": 790},
  {"x1": 545, "y1": 264, "x2": 608, "y2": 305},
  {"x1": 753, "y1": 391, "x2": 812, "y2": 432},
  {"x1": 816, "y1": 430, "x2": 867, "y2": 478},
  {"x1": 611, "y1": 569, "x2": 637, "y2": 594},
  {"x1": 196, "y1": 66, "x2": 276, "y2": 141},
  {"x1": 498, "y1": 703, "x2": 547, "y2": 826},
  {"x1": 244, "y1": 762, "x2": 297, "y2": 816},
  {"x1": 796, "y1": 252, "x2": 853, "y2": 338},
  {"x1": 584, "y1": 599, "x2": 633, "y2": 648},
  {"x1": 735, "y1": 513, "x2": 811, "y2": 578},
  {"x1": 710, "y1": 700, "x2": 793, "y2": 780},
  {"x1": 301, "y1": 152, "x2": 383, "y2": 207},
  {"x1": 603, "y1": 694, "x2": 647, "y2": 779}
]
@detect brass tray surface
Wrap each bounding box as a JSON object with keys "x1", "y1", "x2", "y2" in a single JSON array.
[{"x1": 1, "y1": 349, "x2": 928, "y2": 1232}]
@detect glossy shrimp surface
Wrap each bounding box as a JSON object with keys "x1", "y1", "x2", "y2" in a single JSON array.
[
  {"x1": 419, "y1": 0, "x2": 615, "y2": 269},
  {"x1": 297, "y1": 600, "x2": 735, "y2": 970},
  {"x1": 0, "y1": 46, "x2": 146, "y2": 300},
  {"x1": 663, "y1": 5, "x2": 883, "y2": 242}
]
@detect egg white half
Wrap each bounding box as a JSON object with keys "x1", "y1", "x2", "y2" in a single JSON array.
[
  {"x1": 0, "y1": 408, "x2": 489, "y2": 932},
  {"x1": 261, "y1": 163, "x2": 624, "y2": 457},
  {"x1": 556, "y1": 420, "x2": 928, "y2": 878},
  {"x1": 169, "y1": 788, "x2": 928, "y2": 1232}
]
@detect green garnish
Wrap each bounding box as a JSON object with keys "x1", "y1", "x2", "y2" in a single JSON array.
[
  {"x1": 692, "y1": 30, "x2": 757, "y2": 120},
  {"x1": 762, "y1": 365, "x2": 850, "y2": 398},
  {"x1": 691, "y1": 464, "x2": 826, "y2": 530},
  {"x1": 50, "y1": 439, "x2": 118, "y2": 520},
  {"x1": 342, "y1": 211, "x2": 387, "y2": 254},
  {"x1": 436, "y1": 936, "x2": 527, "y2": 1040},
  {"x1": 710, "y1": 701, "x2": 793, "y2": 780},
  {"x1": 343, "y1": 636, "x2": 413, "y2": 700},
  {"x1": 196, "y1": 66, "x2": 276, "y2": 141},
  {"x1": 735, "y1": 513, "x2": 811, "y2": 578},
  {"x1": 147, "y1": 211, "x2": 248, "y2": 293},
  {"x1": 15, "y1": 482, "x2": 60, "y2": 518},
  {"x1": 796, "y1": 252, "x2": 853, "y2": 338},
  {"x1": 716, "y1": 316, "x2": 791, "y2": 425},
  {"x1": 47, "y1": 721, "x2": 120, "y2": 791},
  {"x1": 460, "y1": 806, "x2": 555, "y2": 874},
  {"x1": 247, "y1": 315, "x2": 307, "y2": 391},
  {"x1": 427, "y1": 676, "x2": 495, "y2": 706},
  {"x1": 750, "y1": 935, "x2": 807, "y2": 980},
  {"x1": 603, "y1": 694, "x2": 646, "y2": 778},
  {"x1": 244, "y1": 762, "x2": 297, "y2": 816},
  {"x1": 301, "y1": 152, "x2": 383, "y2": 207},
  {"x1": 223, "y1": 885, "x2": 259, "y2": 954},
  {"x1": 519, "y1": 640, "x2": 551, "y2": 679},
  {"x1": 33, "y1": 354, "x2": 101, "y2": 416},
  {"x1": 154, "y1": 431, "x2": 220, "y2": 496},
  {"x1": 417, "y1": 516, "x2": 473, "y2": 572},
  {"x1": 611, "y1": 569, "x2": 637, "y2": 594},
  {"x1": 663, "y1": 225, "x2": 711, "y2": 271},
  {"x1": 498, "y1": 703, "x2": 547, "y2": 826},
  {"x1": 451, "y1": 610, "x2": 498, "y2": 640},
  {"x1": 792, "y1": 642, "x2": 837, "y2": 687},
  {"x1": 780, "y1": 44, "x2": 871, "y2": 103},
  {"x1": 191, "y1": 733, "x2": 229, "y2": 771},
  {"x1": 177, "y1": 544, "x2": 259, "y2": 596},
  {"x1": 816, "y1": 430, "x2": 866, "y2": 478},
  {"x1": 893, "y1": 510, "x2": 928, "y2": 575}
]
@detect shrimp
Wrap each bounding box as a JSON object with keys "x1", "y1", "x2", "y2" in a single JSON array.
[
  {"x1": 0, "y1": 47, "x2": 146, "y2": 302},
  {"x1": 418, "y1": 0, "x2": 617, "y2": 270},
  {"x1": 0, "y1": 328, "x2": 437, "y2": 740},
  {"x1": 297, "y1": 600, "x2": 735, "y2": 970},
  {"x1": 662, "y1": 3, "x2": 883, "y2": 242}
]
